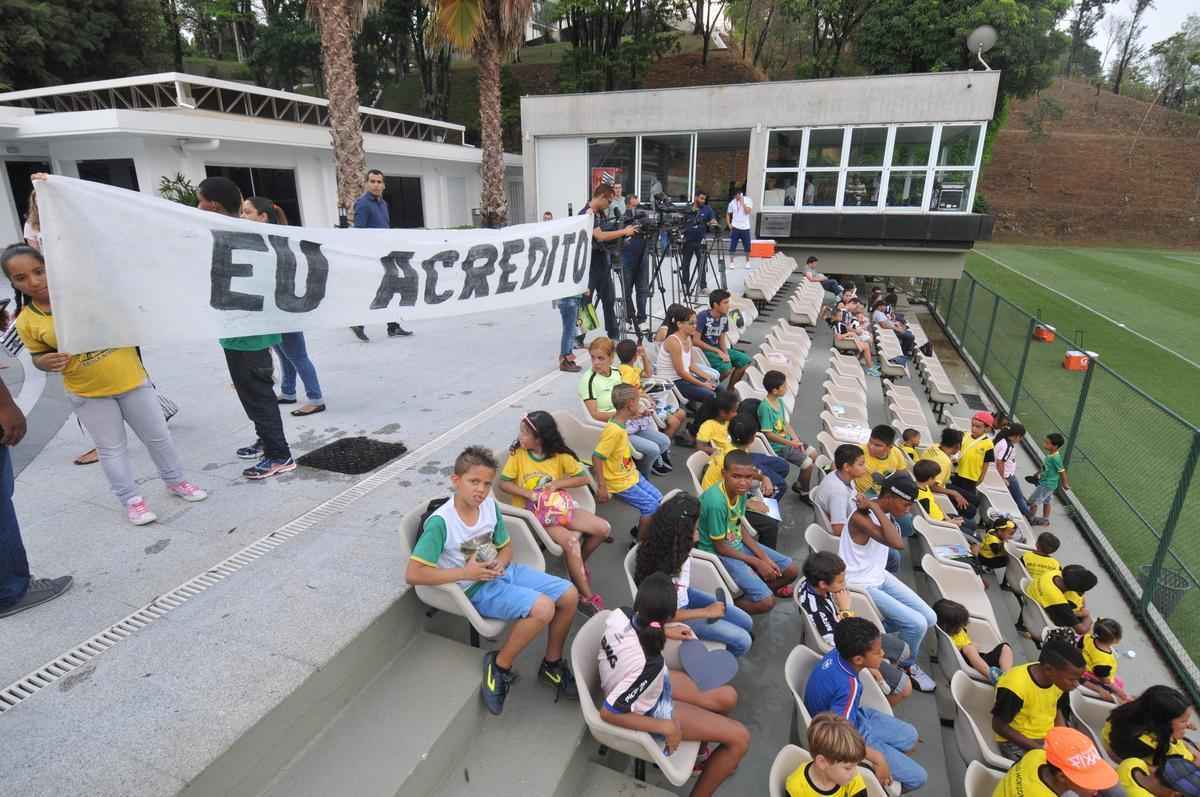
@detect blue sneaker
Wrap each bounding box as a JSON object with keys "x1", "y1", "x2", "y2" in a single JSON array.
[
  {"x1": 236, "y1": 440, "x2": 263, "y2": 460},
  {"x1": 481, "y1": 651, "x2": 514, "y2": 715},
  {"x1": 243, "y1": 456, "x2": 297, "y2": 480}
]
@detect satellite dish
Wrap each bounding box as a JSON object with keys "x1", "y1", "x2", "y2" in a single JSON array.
[{"x1": 967, "y1": 25, "x2": 998, "y2": 70}]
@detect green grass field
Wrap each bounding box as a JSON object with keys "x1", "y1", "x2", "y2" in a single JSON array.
[{"x1": 938, "y1": 245, "x2": 1200, "y2": 661}]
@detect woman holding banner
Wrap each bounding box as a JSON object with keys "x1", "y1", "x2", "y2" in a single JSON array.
[
  {"x1": 1, "y1": 243, "x2": 208, "y2": 525},
  {"x1": 240, "y1": 197, "x2": 326, "y2": 417}
]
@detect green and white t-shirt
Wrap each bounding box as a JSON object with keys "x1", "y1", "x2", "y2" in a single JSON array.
[{"x1": 411, "y1": 497, "x2": 510, "y2": 595}]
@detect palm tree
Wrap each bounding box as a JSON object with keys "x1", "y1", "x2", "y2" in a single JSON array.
[
  {"x1": 436, "y1": 0, "x2": 533, "y2": 227},
  {"x1": 307, "y1": 0, "x2": 382, "y2": 223}
]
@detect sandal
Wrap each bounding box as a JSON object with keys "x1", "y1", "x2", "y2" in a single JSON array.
[
  {"x1": 291, "y1": 404, "x2": 326, "y2": 417},
  {"x1": 74, "y1": 448, "x2": 99, "y2": 466},
  {"x1": 774, "y1": 583, "x2": 795, "y2": 599},
  {"x1": 277, "y1": 397, "x2": 297, "y2": 405}
]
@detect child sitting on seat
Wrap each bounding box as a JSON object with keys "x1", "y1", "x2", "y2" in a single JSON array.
[
  {"x1": 695, "y1": 389, "x2": 739, "y2": 460},
  {"x1": 757, "y1": 369, "x2": 816, "y2": 499},
  {"x1": 702, "y1": 415, "x2": 782, "y2": 547},
  {"x1": 1080, "y1": 618, "x2": 1131, "y2": 704},
  {"x1": 912, "y1": 459, "x2": 961, "y2": 526},
  {"x1": 698, "y1": 450, "x2": 798, "y2": 614},
  {"x1": 786, "y1": 713, "x2": 871, "y2": 797},
  {"x1": 899, "y1": 429, "x2": 921, "y2": 462},
  {"x1": 991, "y1": 639, "x2": 1086, "y2": 762},
  {"x1": 1023, "y1": 532, "x2": 1062, "y2": 580},
  {"x1": 974, "y1": 516, "x2": 1017, "y2": 571},
  {"x1": 934, "y1": 597, "x2": 1013, "y2": 684},
  {"x1": 498, "y1": 411, "x2": 612, "y2": 616},
  {"x1": 598, "y1": 572, "x2": 750, "y2": 797},
  {"x1": 615, "y1": 338, "x2": 686, "y2": 451},
  {"x1": 694, "y1": 289, "x2": 751, "y2": 388},
  {"x1": 406, "y1": 446, "x2": 579, "y2": 716},
  {"x1": 1026, "y1": 563, "x2": 1098, "y2": 635},
  {"x1": 594, "y1": 384, "x2": 664, "y2": 542}
]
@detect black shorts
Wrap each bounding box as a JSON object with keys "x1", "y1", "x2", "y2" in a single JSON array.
[
  {"x1": 981, "y1": 643, "x2": 1010, "y2": 669},
  {"x1": 979, "y1": 553, "x2": 1008, "y2": 570}
]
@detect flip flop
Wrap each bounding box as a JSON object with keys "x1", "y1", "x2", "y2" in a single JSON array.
[
  {"x1": 291, "y1": 405, "x2": 326, "y2": 417},
  {"x1": 74, "y1": 448, "x2": 99, "y2": 466}
]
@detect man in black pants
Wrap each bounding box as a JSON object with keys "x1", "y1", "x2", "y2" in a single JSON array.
[
  {"x1": 620, "y1": 194, "x2": 650, "y2": 330},
  {"x1": 581, "y1": 183, "x2": 637, "y2": 339},
  {"x1": 679, "y1": 191, "x2": 717, "y2": 294},
  {"x1": 196, "y1": 177, "x2": 295, "y2": 480}
]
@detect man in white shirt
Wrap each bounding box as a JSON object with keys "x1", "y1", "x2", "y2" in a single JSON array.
[{"x1": 726, "y1": 190, "x2": 753, "y2": 269}]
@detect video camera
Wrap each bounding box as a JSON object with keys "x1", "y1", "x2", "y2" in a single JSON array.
[{"x1": 632, "y1": 193, "x2": 697, "y2": 238}]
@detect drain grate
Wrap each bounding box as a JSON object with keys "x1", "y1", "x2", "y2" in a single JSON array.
[
  {"x1": 296, "y1": 437, "x2": 408, "y2": 475},
  {"x1": 959, "y1": 392, "x2": 990, "y2": 412}
]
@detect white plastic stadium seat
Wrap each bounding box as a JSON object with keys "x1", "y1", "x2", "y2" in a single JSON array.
[
  {"x1": 950, "y1": 670, "x2": 1012, "y2": 771},
  {"x1": 921, "y1": 554, "x2": 1000, "y2": 631},
  {"x1": 964, "y1": 761, "x2": 1006, "y2": 797},
  {"x1": 770, "y1": 745, "x2": 893, "y2": 797},
  {"x1": 623, "y1": 545, "x2": 727, "y2": 668}
]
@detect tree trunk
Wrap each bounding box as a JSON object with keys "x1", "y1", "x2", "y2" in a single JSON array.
[
  {"x1": 752, "y1": 3, "x2": 774, "y2": 67},
  {"x1": 161, "y1": 0, "x2": 184, "y2": 72},
  {"x1": 313, "y1": 0, "x2": 370, "y2": 223},
  {"x1": 475, "y1": 26, "x2": 507, "y2": 227},
  {"x1": 693, "y1": 0, "x2": 704, "y2": 34},
  {"x1": 741, "y1": 0, "x2": 753, "y2": 58}
]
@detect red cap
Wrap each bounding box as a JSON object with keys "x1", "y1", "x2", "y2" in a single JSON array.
[{"x1": 972, "y1": 411, "x2": 995, "y2": 427}]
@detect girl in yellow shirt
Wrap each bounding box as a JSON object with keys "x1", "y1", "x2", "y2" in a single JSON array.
[
  {"x1": 3, "y1": 245, "x2": 207, "y2": 525},
  {"x1": 1081, "y1": 618, "x2": 1130, "y2": 704}
]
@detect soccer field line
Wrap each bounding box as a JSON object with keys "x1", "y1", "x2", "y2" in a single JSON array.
[{"x1": 974, "y1": 248, "x2": 1200, "y2": 371}]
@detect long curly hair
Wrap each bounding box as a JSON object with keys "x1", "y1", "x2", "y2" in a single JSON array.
[
  {"x1": 634, "y1": 492, "x2": 700, "y2": 585},
  {"x1": 510, "y1": 410, "x2": 579, "y2": 462},
  {"x1": 1108, "y1": 685, "x2": 1191, "y2": 766}
]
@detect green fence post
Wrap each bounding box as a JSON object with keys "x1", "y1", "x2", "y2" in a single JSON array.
[
  {"x1": 944, "y1": 279, "x2": 959, "y2": 327},
  {"x1": 1063, "y1": 355, "x2": 1097, "y2": 468},
  {"x1": 960, "y1": 279, "x2": 977, "y2": 345},
  {"x1": 1010, "y1": 317, "x2": 1038, "y2": 416},
  {"x1": 980, "y1": 292, "x2": 1000, "y2": 378},
  {"x1": 1140, "y1": 430, "x2": 1200, "y2": 615}
]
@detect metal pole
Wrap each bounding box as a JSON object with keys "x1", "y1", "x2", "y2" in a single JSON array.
[
  {"x1": 944, "y1": 278, "x2": 959, "y2": 329},
  {"x1": 1010, "y1": 317, "x2": 1038, "y2": 416},
  {"x1": 1140, "y1": 430, "x2": 1200, "y2": 615},
  {"x1": 960, "y1": 278, "x2": 977, "y2": 346},
  {"x1": 1063, "y1": 355, "x2": 1097, "y2": 468},
  {"x1": 980, "y1": 292, "x2": 1001, "y2": 378}
]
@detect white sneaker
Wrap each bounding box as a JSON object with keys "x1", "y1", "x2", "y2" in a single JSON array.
[
  {"x1": 126, "y1": 497, "x2": 158, "y2": 526},
  {"x1": 745, "y1": 261, "x2": 753, "y2": 270},
  {"x1": 906, "y1": 663, "x2": 936, "y2": 693}
]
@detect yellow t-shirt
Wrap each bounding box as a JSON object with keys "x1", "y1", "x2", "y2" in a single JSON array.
[
  {"x1": 994, "y1": 749, "x2": 1058, "y2": 797},
  {"x1": 949, "y1": 628, "x2": 972, "y2": 650},
  {"x1": 15, "y1": 304, "x2": 146, "y2": 398},
  {"x1": 1022, "y1": 551, "x2": 1062, "y2": 581},
  {"x1": 1116, "y1": 757, "x2": 1155, "y2": 797},
  {"x1": 993, "y1": 663, "x2": 1063, "y2": 742},
  {"x1": 701, "y1": 450, "x2": 726, "y2": 492},
  {"x1": 1025, "y1": 571, "x2": 1081, "y2": 612},
  {"x1": 1082, "y1": 633, "x2": 1118, "y2": 681},
  {"x1": 899, "y1": 444, "x2": 920, "y2": 461},
  {"x1": 854, "y1": 444, "x2": 907, "y2": 494},
  {"x1": 1101, "y1": 721, "x2": 1196, "y2": 763},
  {"x1": 785, "y1": 762, "x2": 868, "y2": 797},
  {"x1": 697, "y1": 419, "x2": 734, "y2": 457},
  {"x1": 979, "y1": 531, "x2": 1006, "y2": 563},
  {"x1": 916, "y1": 485, "x2": 944, "y2": 521},
  {"x1": 500, "y1": 448, "x2": 584, "y2": 509},
  {"x1": 919, "y1": 446, "x2": 953, "y2": 487},
  {"x1": 956, "y1": 433, "x2": 995, "y2": 482},
  {"x1": 617, "y1": 363, "x2": 642, "y2": 387},
  {"x1": 593, "y1": 420, "x2": 638, "y2": 493}
]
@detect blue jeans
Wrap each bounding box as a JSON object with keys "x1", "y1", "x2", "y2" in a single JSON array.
[
  {"x1": 859, "y1": 707, "x2": 927, "y2": 792},
  {"x1": 557, "y1": 297, "x2": 580, "y2": 358},
  {"x1": 718, "y1": 543, "x2": 793, "y2": 603},
  {"x1": 729, "y1": 228, "x2": 751, "y2": 256},
  {"x1": 750, "y1": 452, "x2": 789, "y2": 495},
  {"x1": 630, "y1": 427, "x2": 671, "y2": 475},
  {"x1": 1004, "y1": 474, "x2": 1031, "y2": 516},
  {"x1": 674, "y1": 378, "x2": 715, "y2": 404},
  {"x1": 274, "y1": 332, "x2": 323, "y2": 402},
  {"x1": 684, "y1": 587, "x2": 754, "y2": 656},
  {"x1": 0, "y1": 446, "x2": 29, "y2": 609},
  {"x1": 866, "y1": 572, "x2": 936, "y2": 669}
]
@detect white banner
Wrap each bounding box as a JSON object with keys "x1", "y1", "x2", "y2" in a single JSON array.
[{"x1": 34, "y1": 177, "x2": 593, "y2": 352}]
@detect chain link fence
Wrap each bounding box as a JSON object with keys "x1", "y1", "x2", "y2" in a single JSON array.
[{"x1": 928, "y1": 272, "x2": 1200, "y2": 703}]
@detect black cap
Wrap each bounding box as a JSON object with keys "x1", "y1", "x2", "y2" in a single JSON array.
[
  {"x1": 806, "y1": 256, "x2": 819, "y2": 263},
  {"x1": 882, "y1": 474, "x2": 918, "y2": 502}
]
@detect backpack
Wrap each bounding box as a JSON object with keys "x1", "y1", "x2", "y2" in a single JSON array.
[{"x1": 415, "y1": 497, "x2": 450, "y2": 542}]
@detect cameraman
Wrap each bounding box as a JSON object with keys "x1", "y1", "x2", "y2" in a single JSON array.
[
  {"x1": 620, "y1": 194, "x2": 650, "y2": 328},
  {"x1": 581, "y1": 183, "x2": 637, "y2": 339},
  {"x1": 680, "y1": 191, "x2": 716, "y2": 292}
]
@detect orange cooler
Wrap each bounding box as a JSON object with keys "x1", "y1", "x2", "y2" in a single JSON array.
[
  {"x1": 1034, "y1": 324, "x2": 1057, "y2": 342},
  {"x1": 749, "y1": 239, "x2": 775, "y2": 258},
  {"x1": 1063, "y1": 350, "x2": 1094, "y2": 371}
]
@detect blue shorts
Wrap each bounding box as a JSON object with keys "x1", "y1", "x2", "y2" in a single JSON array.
[
  {"x1": 615, "y1": 475, "x2": 663, "y2": 517},
  {"x1": 719, "y1": 543, "x2": 793, "y2": 603},
  {"x1": 1028, "y1": 484, "x2": 1055, "y2": 507},
  {"x1": 468, "y1": 563, "x2": 572, "y2": 620}
]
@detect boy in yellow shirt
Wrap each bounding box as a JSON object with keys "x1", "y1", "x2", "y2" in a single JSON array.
[
  {"x1": 593, "y1": 384, "x2": 663, "y2": 542},
  {"x1": 1025, "y1": 564, "x2": 1098, "y2": 635},
  {"x1": 854, "y1": 425, "x2": 908, "y2": 495},
  {"x1": 994, "y1": 726, "x2": 1117, "y2": 797},
  {"x1": 786, "y1": 713, "x2": 870, "y2": 797},
  {"x1": 1023, "y1": 532, "x2": 1063, "y2": 580},
  {"x1": 991, "y1": 639, "x2": 1085, "y2": 762},
  {"x1": 898, "y1": 428, "x2": 921, "y2": 462}
]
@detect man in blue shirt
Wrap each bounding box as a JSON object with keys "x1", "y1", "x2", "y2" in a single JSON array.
[
  {"x1": 350, "y1": 169, "x2": 412, "y2": 341},
  {"x1": 679, "y1": 192, "x2": 716, "y2": 294},
  {"x1": 803, "y1": 617, "x2": 928, "y2": 793}
]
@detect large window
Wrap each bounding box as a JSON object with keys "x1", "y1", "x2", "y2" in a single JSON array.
[
  {"x1": 205, "y1": 165, "x2": 302, "y2": 224},
  {"x1": 763, "y1": 122, "x2": 986, "y2": 213},
  {"x1": 587, "y1": 137, "x2": 636, "y2": 201},
  {"x1": 77, "y1": 159, "x2": 139, "y2": 191},
  {"x1": 640, "y1": 134, "x2": 692, "y2": 203},
  {"x1": 694, "y1": 129, "x2": 751, "y2": 218},
  {"x1": 382, "y1": 176, "x2": 424, "y2": 228}
]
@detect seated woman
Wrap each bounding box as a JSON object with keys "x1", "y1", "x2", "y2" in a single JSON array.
[
  {"x1": 579, "y1": 336, "x2": 672, "y2": 476},
  {"x1": 1104, "y1": 685, "x2": 1198, "y2": 765},
  {"x1": 655, "y1": 304, "x2": 719, "y2": 405},
  {"x1": 598, "y1": 572, "x2": 750, "y2": 797},
  {"x1": 633, "y1": 492, "x2": 754, "y2": 657}
]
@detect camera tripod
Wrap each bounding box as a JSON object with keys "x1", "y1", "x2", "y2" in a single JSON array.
[{"x1": 642, "y1": 229, "x2": 727, "y2": 332}]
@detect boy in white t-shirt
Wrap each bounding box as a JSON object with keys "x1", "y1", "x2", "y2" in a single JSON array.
[
  {"x1": 406, "y1": 446, "x2": 579, "y2": 715},
  {"x1": 726, "y1": 191, "x2": 753, "y2": 268}
]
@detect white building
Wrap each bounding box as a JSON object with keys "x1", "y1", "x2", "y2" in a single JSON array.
[{"x1": 0, "y1": 73, "x2": 524, "y2": 241}]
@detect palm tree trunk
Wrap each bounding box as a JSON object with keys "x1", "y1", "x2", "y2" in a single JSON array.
[
  {"x1": 313, "y1": 0, "x2": 370, "y2": 223},
  {"x1": 475, "y1": 26, "x2": 507, "y2": 227}
]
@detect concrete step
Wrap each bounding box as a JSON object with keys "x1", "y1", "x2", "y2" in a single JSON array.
[
  {"x1": 573, "y1": 762, "x2": 679, "y2": 796},
  {"x1": 259, "y1": 631, "x2": 484, "y2": 797}
]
